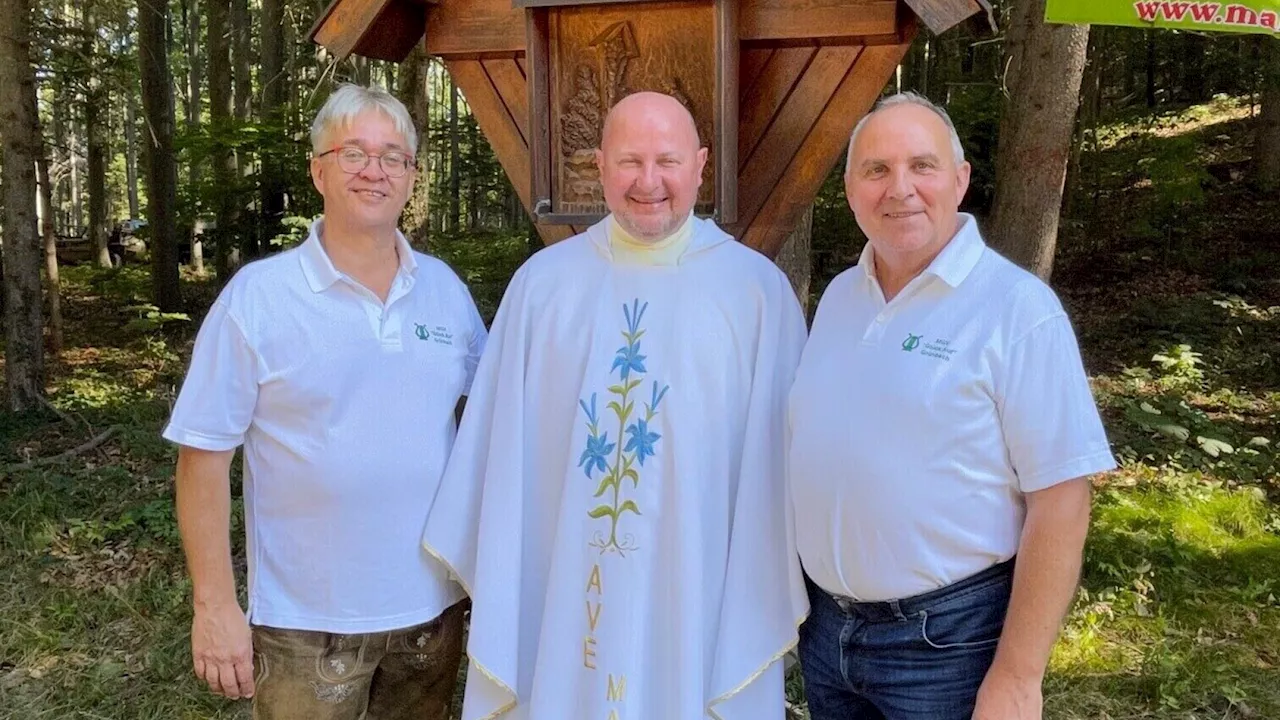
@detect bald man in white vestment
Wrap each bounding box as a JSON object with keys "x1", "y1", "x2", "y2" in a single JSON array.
[{"x1": 423, "y1": 91, "x2": 808, "y2": 720}]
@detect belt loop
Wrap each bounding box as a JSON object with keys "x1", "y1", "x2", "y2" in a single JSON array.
[
  {"x1": 834, "y1": 596, "x2": 853, "y2": 615},
  {"x1": 889, "y1": 599, "x2": 907, "y2": 622}
]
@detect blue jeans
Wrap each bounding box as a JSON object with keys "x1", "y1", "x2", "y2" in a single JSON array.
[{"x1": 798, "y1": 560, "x2": 1014, "y2": 720}]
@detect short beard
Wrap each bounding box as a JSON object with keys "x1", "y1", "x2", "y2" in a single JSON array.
[{"x1": 614, "y1": 209, "x2": 682, "y2": 245}]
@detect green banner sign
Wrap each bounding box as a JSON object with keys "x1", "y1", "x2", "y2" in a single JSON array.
[{"x1": 1046, "y1": 0, "x2": 1279, "y2": 34}]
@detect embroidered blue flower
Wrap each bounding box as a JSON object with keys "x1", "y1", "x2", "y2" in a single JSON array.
[
  {"x1": 612, "y1": 341, "x2": 647, "y2": 381},
  {"x1": 579, "y1": 393, "x2": 600, "y2": 431},
  {"x1": 624, "y1": 419, "x2": 661, "y2": 466},
  {"x1": 645, "y1": 382, "x2": 669, "y2": 420},
  {"x1": 623, "y1": 299, "x2": 647, "y2": 335},
  {"x1": 578, "y1": 432, "x2": 615, "y2": 478}
]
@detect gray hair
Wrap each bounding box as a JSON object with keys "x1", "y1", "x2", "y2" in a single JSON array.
[
  {"x1": 310, "y1": 84, "x2": 418, "y2": 156},
  {"x1": 845, "y1": 92, "x2": 965, "y2": 174}
]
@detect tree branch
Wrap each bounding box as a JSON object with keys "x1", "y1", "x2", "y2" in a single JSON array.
[{"x1": 3, "y1": 426, "x2": 121, "y2": 473}]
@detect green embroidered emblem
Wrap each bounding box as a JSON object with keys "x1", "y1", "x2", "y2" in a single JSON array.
[
  {"x1": 902, "y1": 333, "x2": 922, "y2": 352},
  {"x1": 414, "y1": 323, "x2": 430, "y2": 341}
]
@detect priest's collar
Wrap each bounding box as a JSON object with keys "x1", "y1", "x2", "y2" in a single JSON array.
[
  {"x1": 589, "y1": 213, "x2": 730, "y2": 266},
  {"x1": 607, "y1": 213, "x2": 695, "y2": 266}
]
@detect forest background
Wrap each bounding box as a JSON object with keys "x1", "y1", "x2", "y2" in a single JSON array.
[{"x1": 0, "y1": 0, "x2": 1278, "y2": 717}]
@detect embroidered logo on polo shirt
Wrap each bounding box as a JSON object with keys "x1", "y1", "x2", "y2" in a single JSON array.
[
  {"x1": 921, "y1": 337, "x2": 957, "y2": 361},
  {"x1": 414, "y1": 323, "x2": 456, "y2": 347},
  {"x1": 903, "y1": 332, "x2": 957, "y2": 361}
]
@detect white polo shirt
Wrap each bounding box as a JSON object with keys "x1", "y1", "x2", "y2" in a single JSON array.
[
  {"x1": 788, "y1": 214, "x2": 1115, "y2": 602},
  {"x1": 163, "y1": 219, "x2": 487, "y2": 633}
]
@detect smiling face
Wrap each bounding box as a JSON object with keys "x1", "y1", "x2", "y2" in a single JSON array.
[
  {"x1": 310, "y1": 109, "x2": 415, "y2": 233},
  {"x1": 845, "y1": 103, "x2": 970, "y2": 270},
  {"x1": 595, "y1": 92, "x2": 708, "y2": 244}
]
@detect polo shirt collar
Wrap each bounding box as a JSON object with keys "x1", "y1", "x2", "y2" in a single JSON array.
[
  {"x1": 924, "y1": 213, "x2": 985, "y2": 289},
  {"x1": 856, "y1": 212, "x2": 986, "y2": 292},
  {"x1": 299, "y1": 218, "x2": 418, "y2": 293}
]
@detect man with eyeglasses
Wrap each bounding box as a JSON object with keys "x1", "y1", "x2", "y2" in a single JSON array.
[{"x1": 164, "y1": 84, "x2": 486, "y2": 720}]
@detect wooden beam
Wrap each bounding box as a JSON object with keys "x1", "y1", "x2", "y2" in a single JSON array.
[
  {"x1": 731, "y1": 45, "x2": 861, "y2": 237},
  {"x1": 353, "y1": 0, "x2": 428, "y2": 61},
  {"x1": 481, "y1": 58, "x2": 529, "y2": 145},
  {"x1": 900, "y1": 0, "x2": 989, "y2": 34},
  {"x1": 740, "y1": 48, "x2": 774, "y2": 94},
  {"x1": 515, "y1": 0, "x2": 669, "y2": 5},
  {"x1": 740, "y1": 0, "x2": 898, "y2": 42},
  {"x1": 740, "y1": 26, "x2": 914, "y2": 257},
  {"x1": 526, "y1": 8, "x2": 552, "y2": 220},
  {"x1": 426, "y1": 0, "x2": 525, "y2": 57},
  {"x1": 714, "y1": 0, "x2": 738, "y2": 224},
  {"x1": 446, "y1": 59, "x2": 574, "y2": 244},
  {"x1": 738, "y1": 46, "x2": 816, "y2": 172},
  {"x1": 311, "y1": 0, "x2": 429, "y2": 62}
]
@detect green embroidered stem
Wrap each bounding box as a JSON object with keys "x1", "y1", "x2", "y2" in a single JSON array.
[{"x1": 607, "y1": 380, "x2": 632, "y2": 550}]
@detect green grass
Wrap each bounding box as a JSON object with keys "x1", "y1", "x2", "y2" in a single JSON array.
[{"x1": 3, "y1": 97, "x2": 1280, "y2": 718}]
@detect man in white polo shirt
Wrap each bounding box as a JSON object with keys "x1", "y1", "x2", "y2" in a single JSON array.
[
  {"x1": 789, "y1": 92, "x2": 1115, "y2": 720},
  {"x1": 164, "y1": 84, "x2": 486, "y2": 719}
]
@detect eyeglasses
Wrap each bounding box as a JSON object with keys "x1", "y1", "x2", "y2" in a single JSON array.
[{"x1": 316, "y1": 146, "x2": 416, "y2": 178}]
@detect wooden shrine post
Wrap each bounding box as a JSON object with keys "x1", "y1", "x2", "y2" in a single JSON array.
[{"x1": 310, "y1": 0, "x2": 991, "y2": 256}]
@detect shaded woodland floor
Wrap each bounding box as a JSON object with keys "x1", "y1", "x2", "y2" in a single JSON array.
[{"x1": 1, "y1": 97, "x2": 1277, "y2": 719}]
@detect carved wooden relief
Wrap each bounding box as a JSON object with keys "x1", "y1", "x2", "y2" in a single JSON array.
[{"x1": 547, "y1": 2, "x2": 716, "y2": 218}]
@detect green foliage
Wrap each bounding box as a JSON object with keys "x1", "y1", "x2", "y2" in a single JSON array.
[
  {"x1": 1111, "y1": 356, "x2": 1276, "y2": 485},
  {"x1": 1150, "y1": 343, "x2": 1204, "y2": 389},
  {"x1": 270, "y1": 215, "x2": 315, "y2": 250},
  {"x1": 428, "y1": 228, "x2": 533, "y2": 322},
  {"x1": 1129, "y1": 136, "x2": 1212, "y2": 250},
  {"x1": 123, "y1": 304, "x2": 191, "y2": 334}
]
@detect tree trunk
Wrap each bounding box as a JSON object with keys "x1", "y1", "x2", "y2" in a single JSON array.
[
  {"x1": 207, "y1": 0, "x2": 238, "y2": 280},
  {"x1": 449, "y1": 79, "x2": 460, "y2": 232},
  {"x1": 0, "y1": 0, "x2": 47, "y2": 410},
  {"x1": 139, "y1": 0, "x2": 182, "y2": 311},
  {"x1": 69, "y1": 121, "x2": 82, "y2": 233},
  {"x1": 353, "y1": 56, "x2": 371, "y2": 86},
  {"x1": 259, "y1": 0, "x2": 287, "y2": 252},
  {"x1": 1121, "y1": 32, "x2": 1136, "y2": 103},
  {"x1": 1254, "y1": 38, "x2": 1280, "y2": 192},
  {"x1": 1064, "y1": 27, "x2": 1102, "y2": 220},
  {"x1": 185, "y1": 0, "x2": 205, "y2": 274},
  {"x1": 51, "y1": 102, "x2": 67, "y2": 234},
  {"x1": 1180, "y1": 33, "x2": 1207, "y2": 103},
  {"x1": 398, "y1": 44, "x2": 432, "y2": 245},
  {"x1": 1145, "y1": 31, "x2": 1157, "y2": 108},
  {"x1": 775, "y1": 205, "x2": 813, "y2": 316},
  {"x1": 986, "y1": 0, "x2": 1089, "y2": 281},
  {"x1": 467, "y1": 117, "x2": 479, "y2": 229},
  {"x1": 230, "y1": 0, "x2": 250, "y2": 264},
  {"x1": 231, "y1": 0, "x2": 250, "y2": 121},
  {"x1": 80, "y1": 0, "x2": 111, "y2": 267},
  {"x1": 38, "y1": 148, "x2": 63, "y2": 355},
  {"x1": 125, "y1": 96, "x2": 140, "y2": 218},
  {"x1": 86, "y1": 97, "x2": 111, "y2": 267}
]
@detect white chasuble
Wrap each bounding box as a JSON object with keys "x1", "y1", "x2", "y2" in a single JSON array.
[{"x1": 424, "y1": 216, "x2": 809, "y2": 720}]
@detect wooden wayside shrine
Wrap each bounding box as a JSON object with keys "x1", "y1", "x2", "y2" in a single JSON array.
[{"x1": 310, "y1": 0, "x2": 991, "y2": 257}]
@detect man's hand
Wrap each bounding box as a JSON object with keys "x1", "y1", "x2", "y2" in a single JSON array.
[
  {"x1": 972, "y1": 668, "x2": 1042, "y2": 720},
  {"x1": 176, "y1": 446, "x2": 249, "y2": 699},
  {"x1": 191, "y1": 600, "x2": 255, "y2": 699}
]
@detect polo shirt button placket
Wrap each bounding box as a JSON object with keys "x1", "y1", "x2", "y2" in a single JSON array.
[{"x1": 863, "y1": 312, "x2": 891, "y2": 345}]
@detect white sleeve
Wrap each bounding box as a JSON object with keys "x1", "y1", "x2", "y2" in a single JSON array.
[
  {"x1": 997, "y1": 314, "x2": 1116, "y2": 493},
  {"x1": 162, "y1": 300, "x2": 261, "y2": 451},
  {"x1": 462, "y1": 288, "x2": 489, "y2": 396}
]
